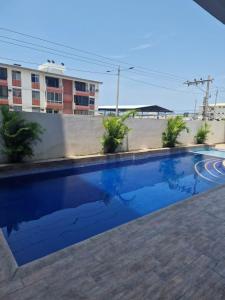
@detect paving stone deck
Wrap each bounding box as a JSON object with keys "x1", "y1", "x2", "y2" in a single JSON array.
[{"x1": 1, "y1": 184, "x2": 225, "y2": 299}]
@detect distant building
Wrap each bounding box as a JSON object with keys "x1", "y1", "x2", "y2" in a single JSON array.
[
  {"x1": 199, "y1": 103, "x2": 225, "y2": 120},
  {"x1": 0, "y1": 62, "x2": 102, "y2": 115},
  {"x1": 98, "y1": 105, "x2": 173, "y2": 118}
]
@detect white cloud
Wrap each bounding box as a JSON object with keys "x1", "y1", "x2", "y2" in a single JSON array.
[
  {"x1": 106, "y1": 54, "x2": 127, "y2": 59},
  {"x1": 130, "y1": 43, "x2": 153, "y2": 51}
]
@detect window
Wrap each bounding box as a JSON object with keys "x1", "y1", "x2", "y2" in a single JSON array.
[
  {"x1": 0, "y1": 67, "x2": 7, "y2": 80},
  {"x1": 13, "y1": 106, "x2": 22, "y2": 112},
  {"x1": 0, "y1": 86, "x2": 8, "y2": 98},
  {"x1": 75, "y1": 81, "x2": 87, "y2": 92},
  {"x1": 31, "y1": 73, "x2": 40, "y2": 83},
  {"x1": 12, "y1": 71, "x2": 21, "y2": 81},
  {"x1": 32, "y1": 107, "x2": 41, "y2": 113},
  {"x1": 89, "y1": 84, "x2": 95, "y2": 93},
  {"x1": 32, "y1": 90, "x2": 40, "y2": 99},
  {"x1": 46, "y1": 76, "x2": 59, "y2": 88},
  {"x1": 74, "y1": 110, "x2": 89, "y2": 115},
  {"x1": 46, "y1": 109, "x2": 59, "y2": 114},
  {"x1": 47, "y1": 92, "x2": 62, "y2": 103},
  {"x1": 13, "y1": 88, "x2": 22, "y2": 98},
  {"x1": 74, "y1": 95, "x2": 89, "y2": 106},
  {"x1": 89, "y1": 98, "x2": 95, "y2": 105}
]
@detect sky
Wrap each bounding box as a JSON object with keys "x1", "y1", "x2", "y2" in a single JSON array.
[{"x1": 0, "y1": 0, "x2": 225, "y2": 113}]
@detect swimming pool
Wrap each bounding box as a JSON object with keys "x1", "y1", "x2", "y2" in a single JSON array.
[{"x1": 1, "y1": 150, "x2": 225, "y2": 266}]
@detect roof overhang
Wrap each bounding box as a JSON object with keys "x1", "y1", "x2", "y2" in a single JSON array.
[
  {"x1": 194, "y1": 0, "x2": 225, "y2": 24},
  {"x1": 98, "y1": 105, "x2": 173, "y2": 113}
]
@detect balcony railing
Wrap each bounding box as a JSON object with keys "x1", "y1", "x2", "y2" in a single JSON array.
[
  {"x1": 0, "y1": 79, "x2": 8, "y2": 86},
  {"x1": 32, "y1": 82, "x2": 40, "y2": 90},
  {"x1": 12, "y1": 80, "x2": 21, "y2": 87},
  {"x1": 32, "y1": 99, "x2": 40, "y2": 106},
  {"x1": 0, "y1": 99, "x2": 9, "y2": 105},
  {"x1": 13, "y1": 97, "x2": 22, "y2": 104}
]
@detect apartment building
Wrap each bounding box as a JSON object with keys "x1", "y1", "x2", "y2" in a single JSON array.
[
  {"x1": 0, "y1": 62, "x2": 102, "y2": 115},
  {"x1": 199, "y1": 103, "x2": 225, "y2": 120}
]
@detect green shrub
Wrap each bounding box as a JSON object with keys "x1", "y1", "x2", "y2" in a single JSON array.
[
  {"x1": 102, "y1": 111, "x2": 135, "y2": 153},
  {"x1": 162, "y1": 116, "x2": 189, "y2": 148},
  {"x1": 0, "y1": 106, "x2": 44, "y2": 163},
  {"x1": 195, "y1": 122, "x2": 210, "y2": 144}
]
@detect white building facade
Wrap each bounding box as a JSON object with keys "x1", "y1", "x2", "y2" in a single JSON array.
[
  {"x1": 199, "y1": 103, "x2": 225, "y2": 120},
  {"x1": 0, "y1": 62, "x2": 102, "y2": 115}
]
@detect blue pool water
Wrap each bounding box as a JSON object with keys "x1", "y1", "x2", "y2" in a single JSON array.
[{"x1": 1, "y1": 151, "x2": 225, "y2": 266}]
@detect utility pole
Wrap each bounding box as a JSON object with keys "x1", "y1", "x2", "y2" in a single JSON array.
[
  {"x1": 107, "y1": 66, "x2": 134, "y2": 116},
  {"x1": 213, "y1": 89, "x2": 218, "y2": 120},
  {"x1": 116, "y1": 66, "x2": 121, "y2": 116},
  {"x1": 184, "y1": 76, "x2": 213, "y2": 120},
  {"x1": 193, "y1": 99, "x2": 197, "y2": 120}
]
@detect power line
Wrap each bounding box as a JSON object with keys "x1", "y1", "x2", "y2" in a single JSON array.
[
  {"x1": 0, "y1": 39, "x2": 118, "y2": 69},
  {"x1": 121, "y1": 75, "x2": 201, "y2": 95},
  {"x1": 0, "y1": 27, "x2": 187, "y2": 81},
  {"x1": 0, "y1": 56, "x2": 116, "y2": 76},
  {"x1": 0, "y1": 35, "x2": 116, "y2": 68}
]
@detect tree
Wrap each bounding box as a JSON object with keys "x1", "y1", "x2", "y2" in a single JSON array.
[
  {"x1": 0, "y1": 106, "x2": 44, "y2": 162},
  {"x1": 195, "y1": 122, "x2": 210, "y2": 144},
  {"x1": 162, "y1": 116, "x2": 189, "y2": 147},
  {"x1": 102, "y1": 111, "x2": 135, "y2": 153}
]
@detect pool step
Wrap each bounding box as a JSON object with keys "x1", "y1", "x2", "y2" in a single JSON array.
[{"x1": 194, "y1": 158, "x2": 225, "y2": 183}]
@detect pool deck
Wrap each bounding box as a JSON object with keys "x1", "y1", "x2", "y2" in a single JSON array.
[{"x1": 1, "y1": 182, "x2": 225, "y2": 299}]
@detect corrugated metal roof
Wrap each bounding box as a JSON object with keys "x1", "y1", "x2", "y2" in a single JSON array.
[{"x1": 98, "y1": 105, "x2": 173, "y2": 113}]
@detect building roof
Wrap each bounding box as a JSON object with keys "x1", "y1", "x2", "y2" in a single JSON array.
[
  {"x1": 98, "y1": 105, "x2": 173, "y2": 113},
  {"x1": 0, "y1": 62, "x2": 102, "y2": 84},
  {"x1": 199, "y1": 103, "x2": 225, "y2": 107},
  {"x1": 194, "y1": 0, "x2": 225, "y2": 24}
]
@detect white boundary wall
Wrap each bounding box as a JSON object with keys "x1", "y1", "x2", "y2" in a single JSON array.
[{"x1": 0, "y1": 112, "x2": 225, "y2": 162}]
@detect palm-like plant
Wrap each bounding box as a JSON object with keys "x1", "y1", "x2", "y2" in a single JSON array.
[
  {"x1": 195, "y1": 122, "x2": 210, "y2": 144},
  {"x1": 162, "y1": 116, "x2": 189, "y2": 147},
  {"x1": 0, "y1": 106, "x2": 44, "y2": 162},
  {"x1": 102, "y1": 111, "x2": 135, "y2": 153}
]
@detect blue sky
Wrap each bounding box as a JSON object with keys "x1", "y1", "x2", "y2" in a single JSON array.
[{"x1": 1, "y1": 0, "x2": 225, "y2": 112}]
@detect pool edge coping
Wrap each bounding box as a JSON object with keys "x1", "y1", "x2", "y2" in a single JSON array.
[{"x1": 0, "y1": 144, "x2": 212, "y2": 178}]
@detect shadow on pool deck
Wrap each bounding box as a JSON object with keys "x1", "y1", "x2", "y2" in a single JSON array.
[{"x1": 1, "y1": 183, "x2": 225, "y2": 299}]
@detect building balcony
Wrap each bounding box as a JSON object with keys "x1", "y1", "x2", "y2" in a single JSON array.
[
  {"x1": 46, "y1": 87, "x2": 63, "y2": 93},
  {"x1": 32, "y1": 99, "x2": 40, "y2": 106},
  {"x1": 13, "y1": 97, "x2": 22, "y2": 104},
  {"x1": 46, "y1": 102, "x2": 63, "y2": 110},
  {"x1": 74, "y1": 90, "x2": 90, "y2": 97},
  {"x1": 75, "y1": 105, "x2": 90, "y2": 111},
  {"x1": 89, "y1": 105, "x2": 95, "y2": 110},
  {"x1": 0, "y1": 79, "x2": 8, "y2": 86},
  {"x1": 0, "y1": 98, "x2": 9, "y2": 105},
  {"x1": 32, "y1": 82, "x2": 40, "y2": 90},
  {"x1": 12, "y1": 80, "x2": 21, "y2": 87},
  {"x1": 89, "y1": 91, "x2": 95, "y2": 97}
]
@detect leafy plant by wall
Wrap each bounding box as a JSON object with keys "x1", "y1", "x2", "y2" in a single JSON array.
[
  {"x1": 0, "y1": 106, "x2": 44, "y2": 163},
  {"x1": 102, "y1": 111, "x2": 135, "y2": 153},
  {"x1": 162, "y1": 116, "x2": 189, "y2": 148},
  {"x1": 195, "y1": 122, "x2": 210, "y2": 144}
]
